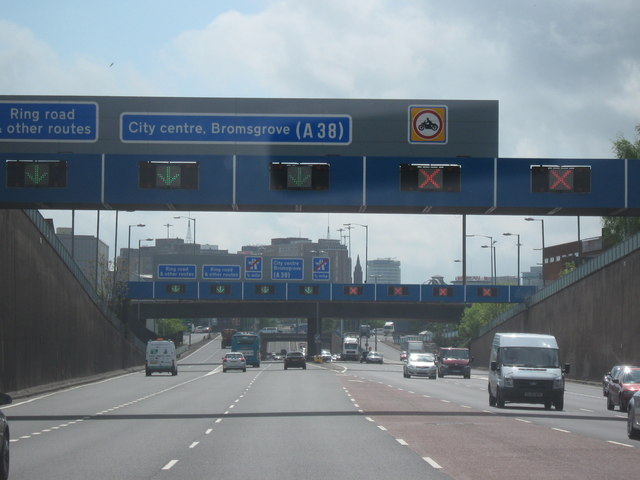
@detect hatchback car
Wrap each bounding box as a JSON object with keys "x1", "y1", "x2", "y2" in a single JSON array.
[
  {"x1": 628, "y1": 391, "x2": 640, "y2": 440},
  {"x1": 222, "y1": 352, "x2": 247, "y2": 372},
  {"x1": 365, "y1": 352, "x2": 384, "y2": 364},
  {"x1": 608, "y1": 367, "x2": 640, "y2": 412},
  {"x1": 284, "y1": 351, "x2": 306, "y2": 369},
  {"x1": 403, "y1": 352, "x2": 437, "y2": 379},
  {"x1": 320, "y1": 350, "x2": 332, "y2": 362},
  {"x1": 0, "y1": 392, "x2": 12, "y2": 480},
  {"x1": 603, "y1": 365, "x2": 636, "y2": 396}
]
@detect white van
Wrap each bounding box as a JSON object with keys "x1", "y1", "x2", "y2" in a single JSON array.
[
  {"x1": 488, "y1": 333, "x2": 570, "y2": 410},
  {"x1": 145, "y1": 339, "x2": 177, "y2": 376}
]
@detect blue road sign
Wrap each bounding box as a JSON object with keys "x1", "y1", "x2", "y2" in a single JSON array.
[
  {"x1": 157, "y1": 264, "x2": 196, "y2": 279},
  {"x1": 245, "y1": 256, "x2": 263, "y2": 280},
  {"x1": 203, "y1": 265, "x2": 241, "y2": 280},
  {"x1": 312, "y1": 257, "x2": 330, "y2": 281},
  {"x1": 272, "y1": 258, "x2": 303, "y2": 280},
  {"x1": 0, "y1": 102, "x2": 98, "y2": 142},
  {"x1": 120, "y1": 113, "x2": 351, "y2": 144}
]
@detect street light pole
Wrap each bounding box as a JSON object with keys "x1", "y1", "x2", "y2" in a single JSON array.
[
  {"x1": 525, "y1": 218, "x2": 545, "y2": 285},
  {"x1": 503, "y1": 232, "x2": 521, "y2": 285},
  {"x1": 127, "y1": 223, "x2": 145, "y2": 281},
  {"x1": 468, "y1": 234, "x2": 496, "y2": 284}
]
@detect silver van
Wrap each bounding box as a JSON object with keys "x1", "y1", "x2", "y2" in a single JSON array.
[{"x1": 488, "y1": 333, "x2": 570, "y2": 410}]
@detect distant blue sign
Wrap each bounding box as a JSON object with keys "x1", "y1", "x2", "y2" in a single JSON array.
[
  {"x1": 0, "y1": 102, "x2": 98, "y2": 142},
  {"x1": 312, "y1": 257, "x2": 330, "y2": 281},
  {"x1": 158, "y1": 264, "x2": 196, "y2": 279},
  {"x1": 120, "y1": 113, "x2": 351, "y2": 145},
  {"x1": 272, "y1": 258, "x2": 303, "y2": 280},
  {"x1": 203, "y1": 265, "x2": 241, "y2": 280},
  {"x1": 245, "y1": 256, "x2": 263, "y2": 280}
]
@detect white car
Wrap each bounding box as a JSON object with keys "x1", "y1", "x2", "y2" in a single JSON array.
[
  {"x1": 403, "y1": 353, "x2": 437, "y2": 379},
  {"x1": 223, "y1": 352, "x2": 247, "y2": 372}
]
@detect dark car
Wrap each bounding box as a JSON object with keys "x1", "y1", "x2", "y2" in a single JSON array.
[
  {"x1": 608, "y1": 367, "x2": 640, "y2": 412},
  {"x1": 365, "y1": 352, "x2": 384, "y2": 364},
  {"x1": 1, "y1": 392, "x2": 12, "y2": 480},
  {"x1": 603, "y1": 365, "x2": 636, "y2": 396},
  {"x1": 284, "y1": 351, "x2": 306, "y2": 370},
  {"x1": 628, "y1": 391, "x2": 640, "y2": 440}
]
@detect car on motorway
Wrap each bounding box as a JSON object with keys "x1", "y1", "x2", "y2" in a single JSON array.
[
  {"x1": 607, "y1": 367, "x2": 640, "y2": 412},
  {"x1": 603, "y1": 365, "x2": 635, "y2": 396},
  {"x1": 437, "y1": 347, "x2": 472, "y2": 379},
  {"x1": 365, "y1": 351, "x2": 384, "y2": 364},
  {"x1": 259, "y1": 326, "x2": 280, "y2": 334},
  {"x1": 0, "y1": 392, "x2": 11, "y2": 480},
  {"x1": 403, "y1": 352, "x2": 437, "y2": 379},
  {"x1": 222, "y1": 352, "x2": 247, "y2": 372},
  {"x1": 284, "y1": 351, "x2": 306, "y2": 370},
  {"x1": 400, "y1": 351, "x2": 407, "y2": 361},
  {"x1": 628, "y1": 391, "x2": 640, "y2": 440},
  {"x1": 320, "y1": 349, "x2": 332, "y2": 362}
]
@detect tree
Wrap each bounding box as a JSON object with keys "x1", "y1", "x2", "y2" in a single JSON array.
[
  {"x1": 457, "y1": 303, "x2": 512, "y2": 346},
  {"x1": 602, "y1": 124, "x2": 640, "y2": 245}
]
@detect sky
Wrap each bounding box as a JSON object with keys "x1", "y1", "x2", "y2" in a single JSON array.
[{"x1": 2, "y1": 0, "x2": 639, "y2": 284}]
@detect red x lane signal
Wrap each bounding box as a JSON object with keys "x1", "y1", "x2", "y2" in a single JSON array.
[
  {"x1": 549, "y1": 168, "x2": 573, "y2": 191},
  {"x1": 418, "y1": 168, "x2": 442, "y2": 190},
  {"x1": 343, "y1": 286, "x2": 364, "y2": 296},
  {"x1": 433, "y1": 286, "x2": 454, "y2": 297},
  {"x1": 388, "y1": 286, "x2": 409, "y2": 296},
  {"x1": 477, "y1": 287, "x2": 498, "y2": 297}
]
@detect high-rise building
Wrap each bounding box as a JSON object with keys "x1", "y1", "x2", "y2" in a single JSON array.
[
  {"x1": 367, "y1": 258, "x2": 401, "y2": 283},
  {"x1": 55, "y1": 228, "x2": 109, "y2": 290}
]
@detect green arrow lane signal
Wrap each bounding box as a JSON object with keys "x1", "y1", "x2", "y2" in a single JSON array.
[
  {"x1": 25, "y1": 164, "x2": 50, "y2": 186},
  {"x1": 286, "y1": 165, "x2": 312, "y2": 189},
  {"x1": 156, "y1": 165, "x2": 181, "y2": 187}
]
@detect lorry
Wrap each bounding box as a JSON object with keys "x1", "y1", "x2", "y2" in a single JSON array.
[
  {"x1": 405, "y1": 340, "x2": 426, "y2": 354},
  {"x1": 488, "y1": 333, "x2": 570, "y2": 410},
  {"x1": 221, "y1": 328, "x2": 237, "y2": 348},
  {"x1": 342, "y1": 336, "x2": 360, "y2": 361},
  {"x1": 437, "y1": 347, "x2": 473, "y2": 379},
  {"x1": 383, "y1": 321, "x2": 395, "y2": 336}
]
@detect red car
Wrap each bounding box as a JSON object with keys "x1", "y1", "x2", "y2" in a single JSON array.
[
  {"x1": 608, "y1": 367, "x2": 640, "y2": 412},
  {"x1": 400, "y1": 351, "x2": 407, "y2": 361}
]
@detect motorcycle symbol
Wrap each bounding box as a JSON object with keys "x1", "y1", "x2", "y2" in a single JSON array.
[{"x1": 418, "y1": 118, "x2": 439, "y2": 131}]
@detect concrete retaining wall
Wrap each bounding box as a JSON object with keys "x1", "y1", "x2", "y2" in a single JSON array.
[
  {"x1": 470, "y1": 243, "x2": 640, "y2": 381},
  {"x1": 0, "y1": 210, "x2": 144, "y2": 393}
]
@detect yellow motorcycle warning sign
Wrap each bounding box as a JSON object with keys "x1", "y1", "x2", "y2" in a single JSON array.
[{"x1": 408, "y1": 106, "x2": 447, "y2": 144}]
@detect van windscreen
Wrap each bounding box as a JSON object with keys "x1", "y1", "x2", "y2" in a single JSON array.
[{"x1": 500, "y1": 347, "x2": 560, "y2": 368}]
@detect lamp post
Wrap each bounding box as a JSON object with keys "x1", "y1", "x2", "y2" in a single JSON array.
[
  {"x1": 502, "y1": 232, "x2": 521, "y2": 285},
  {"x1": 467, "y1": 234, "x2": 496, "y2": 284},
  {"x1": 525, "y1": 218, "x2": 545, "y2": 285},
  {"x1": 344, "y1": 223, "x2": 368, "y2": 282},
  {"x1": 127, "y1": 223, "x2": 145, "y2": 281},
  {"x1": 138, "y1": 238, "x2": 154, "y2": 279}
]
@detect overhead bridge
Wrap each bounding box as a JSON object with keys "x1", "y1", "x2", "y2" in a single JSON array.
[{"x1": 126, "y1": 281, "x2": 536, "y2": 323}]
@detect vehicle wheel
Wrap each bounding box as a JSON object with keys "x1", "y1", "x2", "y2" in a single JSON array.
[
  {"x1": 223, "y1": 368, "x2": 227, "y2": 373},
  {"x1": 430, "y1": 375, "x2": 436, "y2": 380},
  {"x1": 554, "y1": 399, "x2": 564, "y2": 411},
  {"x1": 172, "y1": 369, "x2": 177, "y2": 376},
  {"x1": 544, "y1": 401, "x2": 552, "y2": 410},
  {"x1": 621, "y1": 401, "x2": 628, "y2": 413},
  {"x1": 242, "y1": 368, "x2": 246, "y2": 372},
  {"x1": 607, "y1": 394, "x2": 615, "y2": 411},
  {"x1": 145, "y1": 369, "x2": 151, "y2": 376},
  {"x1": 628, "y1": 409, "x2": 640, "y2": 439},
  {"x1": 464, "y1": 374, "x2": 471, "y2": 379},
  {"x1": 0, "y1": 425, "x2": 8, "y2": 480},
  {"x1": 496, "y1": 388, "x2": 505, "y2": 408},
  {"x1": 303, "y1": 365, "x2": 307, "y2": 369},
  {"x1": 489, "y1": 391, "x2": 496, "y2": 407},
  {"x1": 284, "y1": 366, "x2": 288, "y2": 370},
  {"x1": 438, "y1": 371, "x2": 444, "y2": 378}
]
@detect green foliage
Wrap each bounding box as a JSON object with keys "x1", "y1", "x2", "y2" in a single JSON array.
[
  {"x1": 602, "y1": 124, "x2": 640, "y2": 245},
  {"x1": 156, "y1": 318, "x2": 185, "y2": 337},
  {"x1": 558, "y1": 261, "x2": 577, "y2": 277},
  {"x1": 457, "y1": 303, "x2": 512, "y2": 345}
]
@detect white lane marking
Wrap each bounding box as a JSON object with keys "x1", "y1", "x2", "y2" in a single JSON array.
[
  {"x1": 205, "y1": 429, "x2": 213, "y2": 435},
  {"x1": 354, "y1": 404, "x2": 360, "y2": 408},
  {"x1": 441, "y1": 399, "x2": 451, "y2": 403},
  {"x1": 607, "y1": 440, "x2": 634, "y2": 448},
  {"x1": 460, "y1": 405, "x2": 472, "y2": 409},
  {"x1": 189, "y1": 442, "x2": 199, "y2": 449},
  {"x1": 579, "y1": 408, "x2": 594, "y2": 413},
  {"x1": 423, "y1": 457, "x2": 443, "y2": 469},
  {"x1": 215, "y1": 418, "x2": 222, "y2": 423},
  {"x1": 552, "y1": 428, "x2": 570, "y2": 433},
  {"x1": 377, "y1": 425, "x2": 387, "y2": 431},
  {"x1": 396, "y1": 439, "x2": 408, "y2": 446},
  {"x1": 162, "y1": 460, "x2": 179, "y2": 470},
  {"x1": 515, "y1": 418, "x2": 531, "y2": 423},
  {"x1": 365, "y1": 417, "x2": 374, "y2": 422}
]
